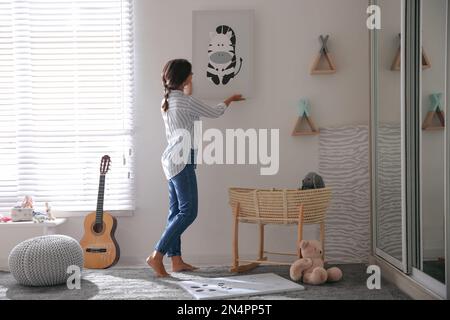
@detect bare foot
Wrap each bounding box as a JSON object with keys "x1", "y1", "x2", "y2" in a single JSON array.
[
  {"x1": 183, "y1": 262, "x2": 199, "y2": 270},
  {"x1": 171, "y1": 256, "x2": 198, "y2": 272},
  {"x1": 146, "y1": 252, "x2": 170, "y2": 278},
  {"x1": 172, "y1": 262, "x2": 199, "y2": 272}
]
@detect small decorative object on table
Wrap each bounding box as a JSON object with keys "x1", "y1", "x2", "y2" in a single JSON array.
[
  {"x1": 21, "y1": 195, "x2": 34, "y2": 208},
  {"x1": 11, "y1": 208, "x2": 34, "y2": 222},
  {"x1": 33, "y1": 202, "x2": 55, "y2": 223},
  {"x1": 33, "y1": 212, "x2": 48, "y2": 223},
  {"x1": 0, "y1": 215, "x2": 12, "y2": 223},
  {"x1": 11, "y1": 196, "x2": 56, "y2": 223},
  {"x1": 45, "y1": 202, "x2": 55, "y2": 220},
  {"x1": 11, "y1": 195, "x2": 34, "y2": 222}
]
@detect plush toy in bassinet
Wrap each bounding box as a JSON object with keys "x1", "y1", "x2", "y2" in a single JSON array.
[{"x1": 301, "y1": 172, "x2": 325, "y2": 190}]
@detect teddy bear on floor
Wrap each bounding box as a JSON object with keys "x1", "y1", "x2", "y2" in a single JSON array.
[{"x1": 290, "y1": 240, "x2": 342, "y2": 285}]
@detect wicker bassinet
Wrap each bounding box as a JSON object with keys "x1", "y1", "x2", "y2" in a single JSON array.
[
  {"x1": 227, "y1": 187, "x2": 332, "y2": 272},
  {"x1": 228, "y1": 187, "x2": 332, "y2": 224}
]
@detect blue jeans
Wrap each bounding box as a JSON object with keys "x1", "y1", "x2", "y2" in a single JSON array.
[{"x1": 155, "y1": 152, "x2": 198, "y2": 257}]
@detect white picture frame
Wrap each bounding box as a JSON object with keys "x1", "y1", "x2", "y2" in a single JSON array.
[{"x1": 192, "y1": 9, "x2": 254, "y2": 100}]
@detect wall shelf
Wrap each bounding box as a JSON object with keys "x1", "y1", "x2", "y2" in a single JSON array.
[
  {"x1": 292, "y1": 99, "x2": 320, "y2": 136},
  {"x1": 310, "y1": 35, "x2": 336, "y2": 75},
  {"x1": 422, "y1": 110, "x2": 445, "y2": 130},
  {"x1": 391, "y1": 34, "x2": 431, "y2": 71},
  {"x1": 422, "y1": 93, "x2": 445, "y2": 130},
  {"x1": 292, "y1": 115, "x2": 320, "y2": 136}
]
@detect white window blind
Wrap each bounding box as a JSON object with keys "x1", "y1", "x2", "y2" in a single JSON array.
[{"x1": 0, "y1": 0, "x2": 134, "y2": 214}]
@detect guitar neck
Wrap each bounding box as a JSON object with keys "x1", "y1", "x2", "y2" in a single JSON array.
[{"x1": 95, "y1": 174, "x2": 106, "y2": 225}]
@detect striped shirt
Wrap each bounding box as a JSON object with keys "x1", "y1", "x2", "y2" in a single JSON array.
[{"x1": 161, "y1": 90, "x2": 227, "y2": 180}]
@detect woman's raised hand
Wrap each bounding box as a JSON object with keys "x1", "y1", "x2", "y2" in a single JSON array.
[{"x1": 224, "y1": 94, "x2": 245, "y2": 106}]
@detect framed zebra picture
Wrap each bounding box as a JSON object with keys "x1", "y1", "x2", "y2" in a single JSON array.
[{"x1": 192, "y1": 10, "x2": 254, "y2": 100}]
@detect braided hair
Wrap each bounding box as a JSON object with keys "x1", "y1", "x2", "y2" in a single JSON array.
[{"x1": 161, "y1": 59, "x2": 192, "y2": 112}]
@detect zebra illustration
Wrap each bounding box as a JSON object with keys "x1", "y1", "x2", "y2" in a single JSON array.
[{"x1": 207, "y1": 25, "x2": 243, "y2": 86}]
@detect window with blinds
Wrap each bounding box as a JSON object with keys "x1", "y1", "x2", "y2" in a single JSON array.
[{"x1": 0, "y1": 0, "x2": 134, "y2": 214}]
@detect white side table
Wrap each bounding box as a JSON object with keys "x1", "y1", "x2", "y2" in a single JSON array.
[{"x1": 0, "y1": 218, "x2": 67, "y2": 271}]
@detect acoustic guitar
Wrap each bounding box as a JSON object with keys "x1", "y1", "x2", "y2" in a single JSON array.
[{"x1": 80, "y1": 155, "x2": 120, "y2": 269}]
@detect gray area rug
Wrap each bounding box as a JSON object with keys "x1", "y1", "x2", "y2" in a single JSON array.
[{"x1": 0, "y1": 264, "x2": 409, "y2": 300}]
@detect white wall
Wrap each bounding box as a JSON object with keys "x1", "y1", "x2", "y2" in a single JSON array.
[{"x1": 58, "y1": 0, "x2": 369, "y2": 265}]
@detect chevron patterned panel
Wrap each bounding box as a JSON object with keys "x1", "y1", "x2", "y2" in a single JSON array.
[{"x1": 319, "y1": 125, "x2": 370, "y2": 263}]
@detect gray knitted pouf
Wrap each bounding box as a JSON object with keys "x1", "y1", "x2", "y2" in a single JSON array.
[{"x1": 8, "y1": 235, "x2": 84, "y2": 287}]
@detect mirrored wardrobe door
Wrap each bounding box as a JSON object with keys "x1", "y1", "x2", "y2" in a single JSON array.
[
  {"x1": 419, "y1": 0, "x2": 447, "y2": 286},
  {"x1": 372, "y1": 0, "x2": 406, "y2": 270},
  {"x1": 447, "y1": 0, "x2": 450, "y2": 298}
]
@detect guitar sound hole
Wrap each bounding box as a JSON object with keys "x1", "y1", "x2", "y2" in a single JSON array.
[{"x1": 93, "y1": 223, "x2": 104, "y2": 234}]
